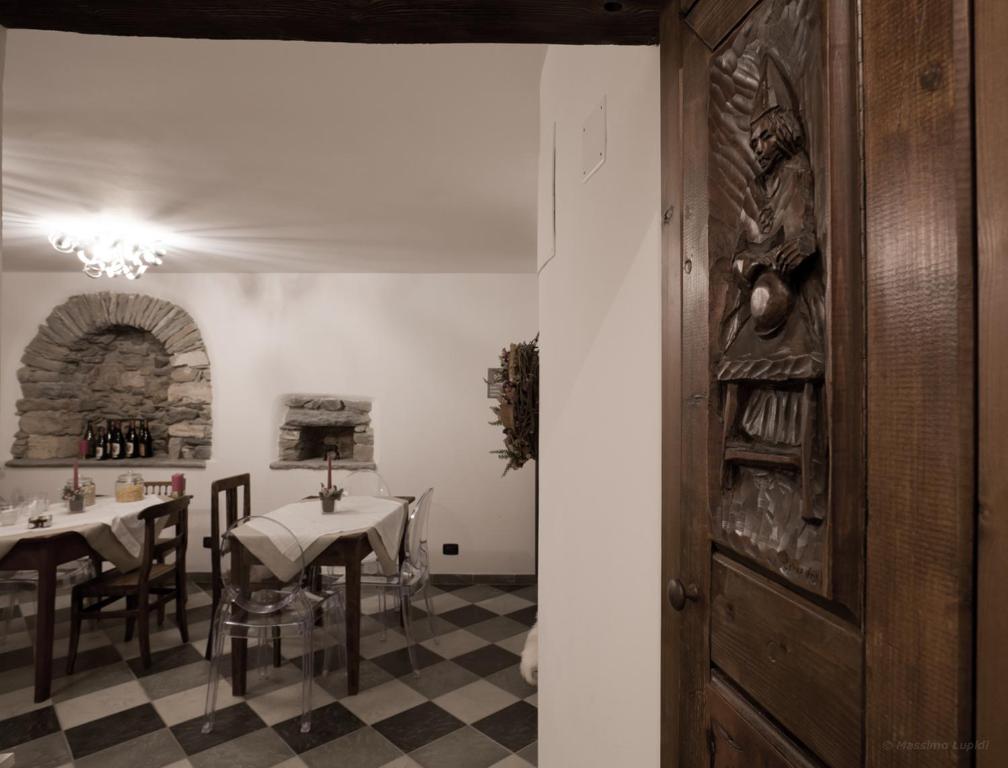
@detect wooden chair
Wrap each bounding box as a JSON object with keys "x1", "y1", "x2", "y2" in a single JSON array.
[
  {"x1": 67, "y1": 496, "x2": 190, "y2": 671},
  {"x1": 144, "y1": 480, "x2": 173, "y2": 496},
  {"x1": 205, "y1": 474, "x2": 251, "y2": 659},
  {"x1": 143, "y1": 479, "x2": 176, "y2": 626}
]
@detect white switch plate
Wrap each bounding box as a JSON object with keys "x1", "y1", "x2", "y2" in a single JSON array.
[{"x1": 582, "y1": 96, "x2": 606, "y2": 182}]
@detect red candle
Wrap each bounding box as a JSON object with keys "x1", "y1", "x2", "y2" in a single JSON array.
[
  {"x1": 73, "y1": 460, "x2": 79, "y2": 491},
  {"x1": 327, "y1": 453, "x2": 333, "y2": 490}
]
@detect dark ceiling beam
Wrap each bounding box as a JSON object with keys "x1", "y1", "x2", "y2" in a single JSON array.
[{"x1": 0, "y1": 1, "x2": 662, "y2": 45}]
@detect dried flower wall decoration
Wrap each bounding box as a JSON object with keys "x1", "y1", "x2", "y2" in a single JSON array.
[{"x1": 489, "y1": 335, "x2": 539, "y2": 474}]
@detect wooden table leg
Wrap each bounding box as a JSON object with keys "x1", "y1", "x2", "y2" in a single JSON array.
[
  {"x1": 345, "y1": 539, "x2": 362, "y2": 695},
  {"x1": 33, "y1": 546, "x2": 58, "y2": 703}
]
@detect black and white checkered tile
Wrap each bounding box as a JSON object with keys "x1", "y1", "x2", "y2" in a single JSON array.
[{"x1": 0, "y1": 581, "x2": 537, "y2": 768}]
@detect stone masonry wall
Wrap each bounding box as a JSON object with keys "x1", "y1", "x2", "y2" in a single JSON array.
[
  {"x1": 10, "y1": 292, "x2": 212, "y2": 462},
  {"x1": 274, "y1": 394, "x2": 374, "y2": 468}
]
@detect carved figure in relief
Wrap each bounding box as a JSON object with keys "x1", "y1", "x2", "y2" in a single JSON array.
[
  {"x1": 717, "y1": 54, "x2": 826, "y2": 530},
  {"x1": 719, "y1": 54, "x2": 824, "y2": 382}
]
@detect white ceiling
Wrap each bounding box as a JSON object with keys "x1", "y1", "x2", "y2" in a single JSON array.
[{"x1": 1, "y1": 30, "x2": 545, "y2": 273}]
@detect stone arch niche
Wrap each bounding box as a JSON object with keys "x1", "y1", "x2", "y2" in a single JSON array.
[{"x1": 8, "y1": 292, "x2": 212, "y2": 464}]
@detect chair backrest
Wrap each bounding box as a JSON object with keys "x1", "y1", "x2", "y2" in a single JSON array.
[
  {"x1": 144, "y1": 480, "x2": 172, "y2": 496},
  {"x1": 404, "y1": 488, "x2": 434, "y2": 576},
  {"x1": 344, "y1": 469, "x2": 391, "y2": 497},
  {"x1": 137, "y1": 495, "x2": 190, "y2": 587},
  {"x1": 219, "y1": 515, "x2": 305, "y2": 615},
  {"x1": 208, "y1": 474, "x2": 251, "y2": 588}
]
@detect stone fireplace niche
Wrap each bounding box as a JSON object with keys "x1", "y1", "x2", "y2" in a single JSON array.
[
  {"x1": 271, "y1": 394, "x2": 375, "y2": 470},
  {"x1": 7, "y1": 292, "x2": 212, "y2": 466}
]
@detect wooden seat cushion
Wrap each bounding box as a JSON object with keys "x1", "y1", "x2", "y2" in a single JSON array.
[{"x1": 78, "y1": 563, "x2": 175, "y2": 595}]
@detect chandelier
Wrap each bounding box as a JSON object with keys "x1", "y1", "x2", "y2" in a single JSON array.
[{"x1": 48, "y1": 220, "x2": 166, "y2": 280}]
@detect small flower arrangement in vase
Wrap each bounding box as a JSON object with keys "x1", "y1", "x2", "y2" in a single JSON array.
[
  {"x1": 63, "y1": 484, "x2": 85, "y2": 513},
  {"x1": 319, "y1": 484, "x2": 344, "y2": 514}
]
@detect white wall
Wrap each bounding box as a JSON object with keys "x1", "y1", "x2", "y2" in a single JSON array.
[
  {"x1": 537, "y1": 46, "x2": 662, "y2": 766},
  {"x1": 0, "y1": 272, "x2": 537, "y2": 575}
]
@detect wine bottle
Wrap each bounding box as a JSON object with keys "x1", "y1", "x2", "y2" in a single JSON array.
[
  {"x1": 95, "y1": 427, "x2": 106, "y2": 461},
  {"x1": 125, "y1": 420, "x2": 136, "y2": 459},
  {"x1": 108, "y1": 421, "x2": 121, "y2": 459},
  {"x1": 144, "y1": 420, "x2": 154, "y2": 458},
  {"x1": 137, "y1": 419, "x2": 148, "y2": 458},
  {"x1": 83, "y1": 421, "x2": 95, "y2": 459},
  {"x1": 117, "y1": 422, "x2": 127, "y2": 458}
]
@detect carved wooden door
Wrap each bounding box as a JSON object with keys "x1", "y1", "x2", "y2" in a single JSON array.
[{"x1": 662, "y1": 0, "x2": 866, "y2": 765}]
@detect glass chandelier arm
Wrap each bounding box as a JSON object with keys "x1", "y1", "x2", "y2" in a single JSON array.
[{"x1": 48, "y1": 227, "x2": 166, "y2": 280}]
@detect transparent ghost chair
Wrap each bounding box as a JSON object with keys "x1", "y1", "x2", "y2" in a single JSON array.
[
  {"x1": 324, "y1": 488, "x2": 437, "y2": 674},
  {"x1": 342, "y1": 469, "x2": 392, "y2": 498},
  {"x1": 203, "y1": 515, "x2": 340, "y2": 735},
  {"x1": 325, "y1": 469, "x2": 392, "y2": 603},
  {"x1": 0, "y1": 496, "x2": 96, "y2": 645}
]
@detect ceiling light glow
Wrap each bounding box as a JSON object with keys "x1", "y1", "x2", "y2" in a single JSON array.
[{"x1": 47, "y1": 215, "x2": 169, "y2": 280}]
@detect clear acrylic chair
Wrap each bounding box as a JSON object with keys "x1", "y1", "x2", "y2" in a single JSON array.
[
  {"x1": 343, "y1": 469, "x2": 392, "y2": 498},
  {"x1": 325, "y1": 469, "x2": 392, "y2": 588},
  {"x1": 327, "y1": 488, "x2": 437, "y2": 674},
  {"x1": 1, "y1": 559, "x2": 97, "y2": 645},
  {"x1": 1, "y1": 498, "x2": 96, "y2": 645},
  {"x1": 203, "y1": 515, "x2": 332, "y2": 735}
]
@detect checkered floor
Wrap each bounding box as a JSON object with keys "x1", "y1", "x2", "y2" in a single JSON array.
[{"x1": 0, "y1": 580, "x2": 538, "y2": 768}]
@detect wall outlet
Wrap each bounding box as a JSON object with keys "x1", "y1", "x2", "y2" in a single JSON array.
[{"x1": 442, "y1": 543, "x2": 460, "y2": 556}]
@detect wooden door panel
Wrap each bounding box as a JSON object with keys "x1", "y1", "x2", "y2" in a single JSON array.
[
  {"x1": 685, "y1": 0, "x2": 761, "y2": 49},
  {"x1": 708, "y1": 674, "x2": 822, "y2": 768},
  {"x1": 705, "y1": 0, "x2": 863, "y2": 610},
  {"x1": 668, "y1": 0, "x2": 866, "y2": 765},
  {"x1": 664, "y1": 0, "x2": 977, "y2": 763},
  {"x1": 710, "y1": 555, "x2": 862, "y2": 768}
]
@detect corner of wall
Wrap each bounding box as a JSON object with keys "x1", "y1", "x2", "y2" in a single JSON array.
[
  {"x1": 535, "y1": 43, "x2": 662, "y2": 767},
  {"x1": 1, "y1": 25, "x2": 8, "y2": 456}
]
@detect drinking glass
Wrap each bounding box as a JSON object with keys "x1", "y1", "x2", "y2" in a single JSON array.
[{"x1": 0, "y1": 504, "x2": 17, "y2": 526}]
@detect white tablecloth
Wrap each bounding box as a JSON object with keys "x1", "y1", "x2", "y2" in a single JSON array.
[
  {"x1": 0, "y1": 495, "x2": 169, "y2": 570},
  {"x1": 233, "y1": 495, "x2": 407, "y2": 583}
]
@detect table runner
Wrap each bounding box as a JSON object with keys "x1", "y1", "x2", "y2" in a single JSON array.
[
  {"x1": 0, "y1": 496, "x2": 168, "y2": 570},
  {"x1": 233, "y1": 495, "x2": 407, "y2": 583}
]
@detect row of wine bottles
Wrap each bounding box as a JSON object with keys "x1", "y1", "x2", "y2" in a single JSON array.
[{"x1": 82, "y1": 419, "x2": 155, "y2": 460}]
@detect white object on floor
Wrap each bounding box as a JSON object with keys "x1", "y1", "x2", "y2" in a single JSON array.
[
  {"x1": 520, "y1": 620, "x2": 538, "y2": 685},
  {"x1": 0, "y1": 752, "x2": 14, "y2": 767}
]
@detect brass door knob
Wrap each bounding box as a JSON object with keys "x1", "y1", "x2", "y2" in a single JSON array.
[{"x1": 667, "y1": 578, "x2": 699, "y2": 611}]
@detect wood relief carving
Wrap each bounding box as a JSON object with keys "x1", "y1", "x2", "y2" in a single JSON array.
[{"x1": 709, "y1": 0, "x2": 829, "y2": 593}]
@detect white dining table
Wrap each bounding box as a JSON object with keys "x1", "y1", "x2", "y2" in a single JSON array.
[
  {"x1": 231, "y1": 495, "x2": 407, "y2": 583},
  {"x1": 227, "y1": 494, "x2": 410, "y2": 696},
  {"x1": 0, "y1": 494, "x2": 174, "y2": 702},
  {"x1": 0, "y1": 496, "x2": 168, "y2": 572}
]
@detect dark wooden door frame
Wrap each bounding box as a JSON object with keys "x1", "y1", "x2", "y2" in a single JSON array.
[
  {"x1": 0, "y1": 1, "x2": 663, "y2": 45},
  {"x1": 976, "y1": 0, "x2": 1008, "y2": 762},
  {"x1": 862, "y1": 0, "x2": 975, "y2": 760},
  {"x1": 659, "y1": 4, "x2": 684, "y2": 762}
]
